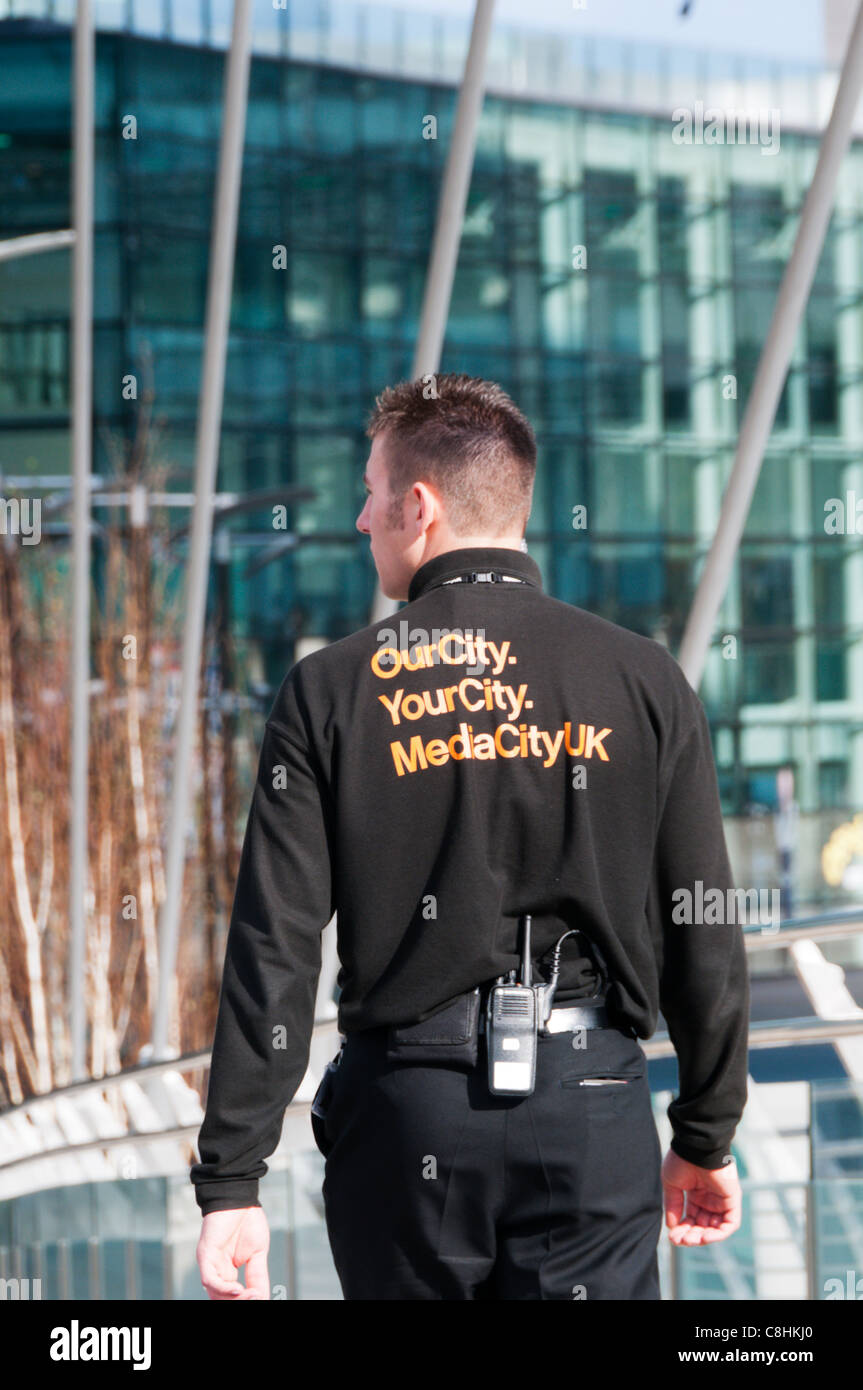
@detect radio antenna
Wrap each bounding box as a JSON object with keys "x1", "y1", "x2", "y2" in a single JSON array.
[{"x1": 521, "y1": 914, "x2": 532, "y2": 988}]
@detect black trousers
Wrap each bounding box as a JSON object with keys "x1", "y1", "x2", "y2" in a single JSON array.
[{"x1": 314, "y1": 1021, "x2": 664, "y2": 1300}]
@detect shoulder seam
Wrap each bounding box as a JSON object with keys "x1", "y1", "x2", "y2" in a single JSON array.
[{"x1": 265, "y1": 717, "x2": 308, "y2": 753}]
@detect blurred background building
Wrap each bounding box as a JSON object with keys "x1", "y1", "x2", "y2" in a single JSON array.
[
  {"x1": 2, "y1": 1, "x2": 863, "y2": 901},
  {"x1": 1, "y1": 0, "x2": 863, "y2": 1300}
]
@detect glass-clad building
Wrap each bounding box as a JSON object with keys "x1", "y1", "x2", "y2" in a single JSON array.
[{"x1": 1, "y1": 1, "x2": 863, "y2": 912}]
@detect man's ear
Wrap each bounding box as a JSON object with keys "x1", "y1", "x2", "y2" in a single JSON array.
[{"x1": 413, "y1": 480, "x2": 441, "y2": 535}]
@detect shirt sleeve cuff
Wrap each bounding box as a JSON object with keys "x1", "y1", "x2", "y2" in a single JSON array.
[
  {"x1": 669, "y1": 1134, "x2": 737, "y2": 1171},
  {"x1": 193, "y1": 1180, "x2": 262, "y2": 1216}
]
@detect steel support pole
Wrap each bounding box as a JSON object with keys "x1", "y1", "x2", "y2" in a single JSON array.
[
  {"x1": 69, "y1": 0, "x2": 94, "y2": 1082},
  {"x1": 370, "y1": 0, "x2": 498, "y2": 624},
  {"x1": 151, "y1": 0, "x2": 254, "y2": 1059},
  {"x1": 678, "y1": 0, "x2": 863, "y2": 689},
  {"x1": 411, "y1": 0, "x2": 497, "y2": 379}
]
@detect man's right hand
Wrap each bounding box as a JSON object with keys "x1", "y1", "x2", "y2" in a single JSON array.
[
  {"x1": 197, "y1": 1207, "x2": 271, "y2": 1299},
  {"x1": 661, "y1": 1150, "x2": 742, "y2": 1246}
]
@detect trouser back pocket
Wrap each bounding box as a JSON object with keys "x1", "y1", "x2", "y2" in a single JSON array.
[{"x1": 563, "y1": 1073, "x2": 636, "y2": 1087}]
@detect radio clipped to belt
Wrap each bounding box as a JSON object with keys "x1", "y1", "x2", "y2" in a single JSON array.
[
  {"x1": 379, "y1": 915, "x2": 610, "y2": 1097},
  {"x1": 486, "y1": 915, "x2": 593, "y2": 1096}
]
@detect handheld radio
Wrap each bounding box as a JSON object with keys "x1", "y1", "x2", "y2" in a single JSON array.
[{"x1": 486, "y1": 915, "x2": 538, "y2": 1095}]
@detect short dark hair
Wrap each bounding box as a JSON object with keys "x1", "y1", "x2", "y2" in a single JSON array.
[{"x1": 365, "y1": 373, "x2": 536, "y2": 534}]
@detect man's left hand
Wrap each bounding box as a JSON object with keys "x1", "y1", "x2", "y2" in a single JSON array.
[{"x1": 197, "y1": 1206, "x2": 271, "y2": 1299}]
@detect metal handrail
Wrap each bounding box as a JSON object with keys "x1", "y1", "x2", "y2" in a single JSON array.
[
  {"x1": 3, "y1": 1015, "x2": 863, "y2": 1169},
  {"x1": 643, "y1": 1015, "x2": 863, "y2": 1059},
  {"x1": 0, "y1": 1022, "x2": 340, "y2": 1128},
  {"x1": 2, "y1": 906, "x2": 862, "y2": 1130},
  {"x1": 0, "y1": 1049, "x2": 213, "y2": 1121},
  {"x1": 743, "y1": 908, "x2": 863, "y2": 949}
]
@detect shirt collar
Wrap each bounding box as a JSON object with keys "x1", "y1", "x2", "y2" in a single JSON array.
[{"x1": 407, "y1": 546, "x2": 543, "y2": 603}]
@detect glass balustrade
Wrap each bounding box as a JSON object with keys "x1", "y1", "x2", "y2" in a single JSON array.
[{"x1": 2, "y1": 1077, "x2": 862, "y2": 1300}]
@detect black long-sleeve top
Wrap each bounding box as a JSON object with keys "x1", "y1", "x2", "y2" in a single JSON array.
[{"x1": 190, "y1": 545, "x2": 750, "y2": 1214}]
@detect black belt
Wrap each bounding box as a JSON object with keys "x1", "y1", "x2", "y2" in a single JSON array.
[
  {"x1": 380, "y1": 985, "x2": 612, "y2": 1069},
  {"x1": 315, "y1": 993, "x2": 615, "y2": 1134},
  {"x1": 542, "y1": 1002, "x2": 609, "y2": 1033},
  {"x1": 478, "y1": 996, "x2": 609, "y2": 1034}
]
